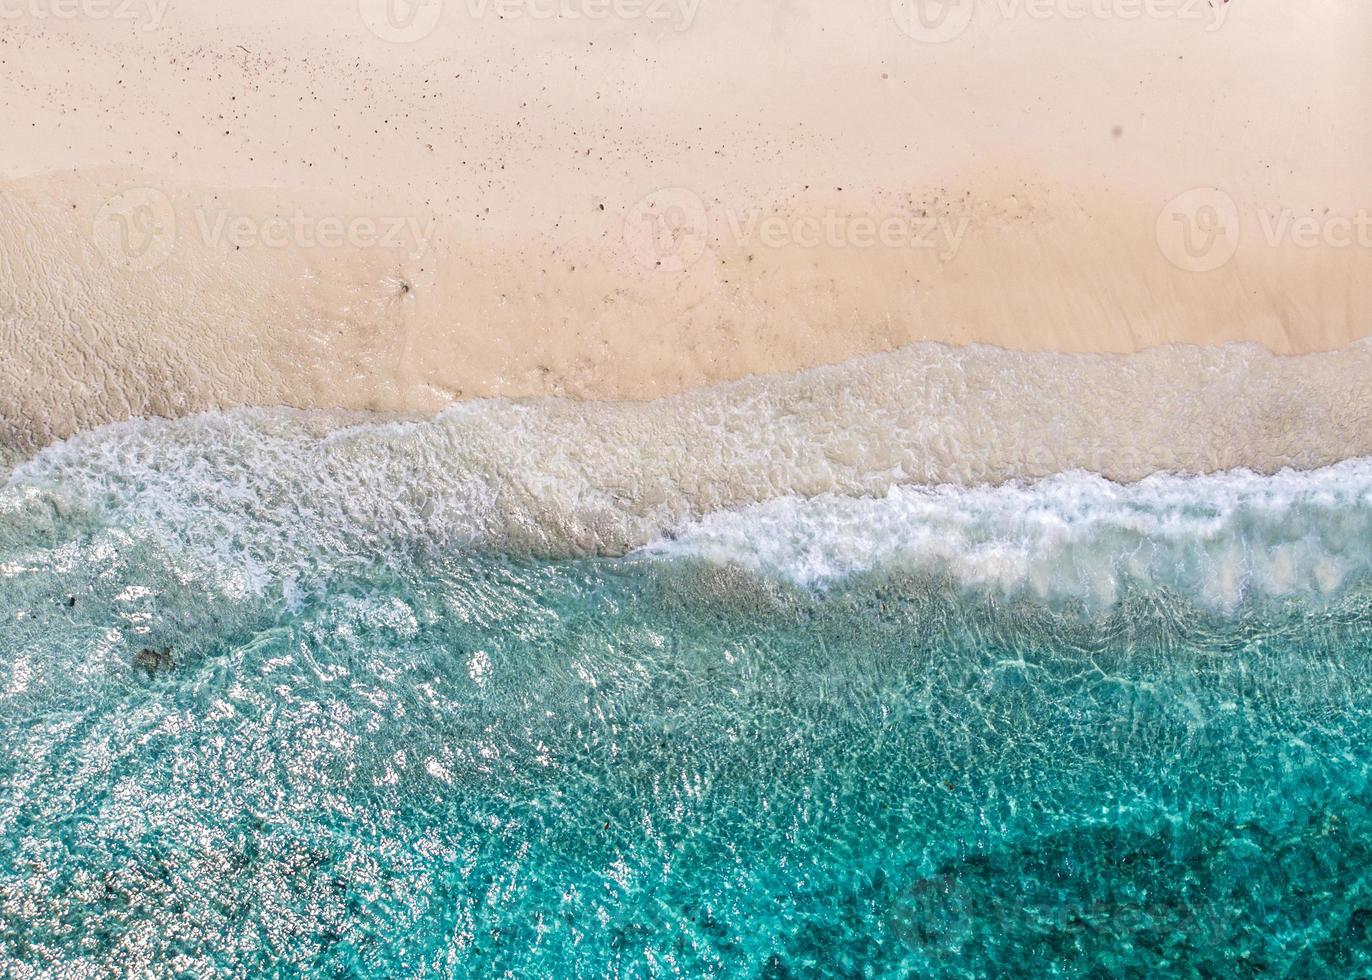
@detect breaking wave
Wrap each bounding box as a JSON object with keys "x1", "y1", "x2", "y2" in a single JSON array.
[
  {"x1": 646, "y1": 461, "x2": 1372, "y2": 608},
  {"x1": 3, "y1": 343, "x2": 1370, "y2": 606}
]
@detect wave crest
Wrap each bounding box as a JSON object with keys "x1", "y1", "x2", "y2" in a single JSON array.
[
  {"x1": 647, "y1": 461, "x2": 1372, "y2": 608},
  {"x1": 3, "y1": 343, "x2": 1370, "y2": 603}
]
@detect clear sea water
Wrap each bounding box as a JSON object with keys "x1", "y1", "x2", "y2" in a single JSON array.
[{"x1": 3, "y1": 410, "x2": 1372, "y2": 976}]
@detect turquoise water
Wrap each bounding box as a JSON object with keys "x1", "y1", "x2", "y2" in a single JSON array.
[{"x1": 4, "y1": 413, "x2": 1372, "y2": 976}]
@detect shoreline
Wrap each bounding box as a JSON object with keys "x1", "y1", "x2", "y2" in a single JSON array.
[
  {"x1": 4, "y1": 165, "x2": 1372, "y2": 451},
  {"x1": 9, "y1": 341, "x2": 1372, "y2": 557},
  {"x1": 3, "y1": 4, "x2": 1370, "y2": 448}
]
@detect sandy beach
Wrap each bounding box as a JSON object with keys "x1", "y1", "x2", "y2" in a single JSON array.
[
  {"x1": 8, "y1": 6, "x2": 1372, "y2": 973},
  {"x1": 2, "y1": 0, "x2": 1370, "y2": 448}
]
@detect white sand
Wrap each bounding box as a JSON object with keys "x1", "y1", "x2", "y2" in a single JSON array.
[{"x1": 1, "y1": 0, "x2": 1370, "y2": 447}]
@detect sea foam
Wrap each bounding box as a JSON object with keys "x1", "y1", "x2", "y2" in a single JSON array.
[
  {"x1": 645, "y1": 461, "x2": 1372, "y2": 608},
  {"x1": 2, "y1": 343, "x2": 1370, "y2": 606}
]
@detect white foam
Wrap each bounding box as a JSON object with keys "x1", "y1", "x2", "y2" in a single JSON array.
[
  {"x1": 3, "y1": 343, "x2": 1371, "y2": 605},
  {"x1": 647, "y1": 462, "x2": 1372, "y2": 608}
]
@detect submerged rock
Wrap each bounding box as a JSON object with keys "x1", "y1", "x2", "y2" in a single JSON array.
[{"x1": 133, "y1": 647, "x2": 173, "y2": 678}]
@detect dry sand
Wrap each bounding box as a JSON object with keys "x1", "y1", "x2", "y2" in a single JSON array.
[{"x1": 1, "y1": 0, "x2": 1370, "y2": 448}]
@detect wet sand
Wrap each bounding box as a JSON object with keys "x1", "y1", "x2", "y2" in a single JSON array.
[{"x1": 2, "y1": 1, "x2": 1369, "y2": 448}]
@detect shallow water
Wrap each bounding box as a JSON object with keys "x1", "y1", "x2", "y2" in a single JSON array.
[{"x1": 3, "y1": 414, "x2": 1372, "y2": 976}]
